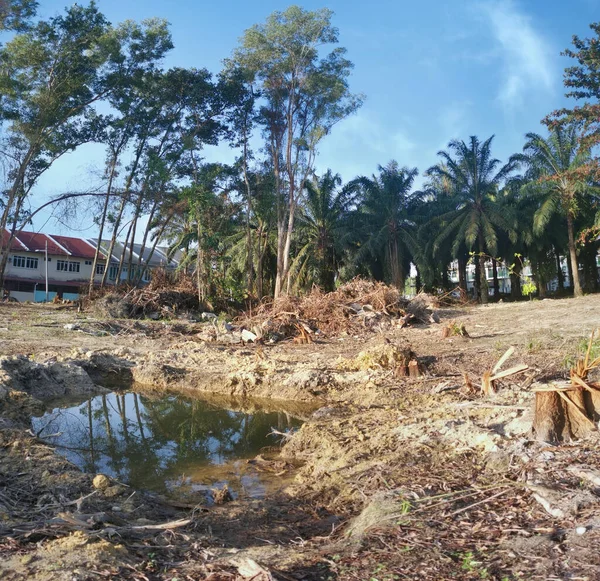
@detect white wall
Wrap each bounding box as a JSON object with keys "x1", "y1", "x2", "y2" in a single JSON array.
[
  {"x1": 6, "y1": 251, "x2": 107, "y2": 283},
  {"x1": 9, "y1": 291, "x2": 34, "y2": 302}
]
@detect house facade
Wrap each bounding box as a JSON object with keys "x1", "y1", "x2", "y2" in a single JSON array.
[{"x1": 1, "y1": 230, "x2": 178, "y2": 302}]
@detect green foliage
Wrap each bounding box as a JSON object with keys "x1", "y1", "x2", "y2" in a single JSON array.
[
  {"x1": 563, "y1": 334, "x2": 600, "y2": 369},
  {"x1": 348, "y1": 161, "x2": 421, "y2": 290},
  {"x1": 229, "y1": 5, "x2": 363, "y2": 297},
  {"x1": 522, "y1": 280, "x2": 537, "y2": 298}
]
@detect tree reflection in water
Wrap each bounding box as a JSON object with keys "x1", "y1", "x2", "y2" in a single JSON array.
[{"x1": 31, "y1": 392, "x2": 303, "y2": 498}]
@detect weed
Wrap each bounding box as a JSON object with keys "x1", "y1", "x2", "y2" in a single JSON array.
[
  {"x1": 460, "y1": 551, "x2": 489, "y2": 578},
  {"x1": 369, "y1": 562, "x2": 400, "y2": 581},
  {"x1": 563, "y1": 333, "x2": 600, "y2": 370},
  {"x1": 526, "y1": 337, "x2": 542, "y2": 353}
]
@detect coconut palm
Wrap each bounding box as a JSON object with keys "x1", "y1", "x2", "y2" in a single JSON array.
[
  {"x1": 426, "y1": 136, "x2": 519, "y2": 304},
  {"x1": 351, "y1": 162, "x2": 421, "y2": 291},
  {"x1": 519, "y1": 125, "x2": 596, "y2": 297}
]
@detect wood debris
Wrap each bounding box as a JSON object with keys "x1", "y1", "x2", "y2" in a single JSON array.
[{"x1": 480, "y1": 346, "x2": 529, "y2": 396}]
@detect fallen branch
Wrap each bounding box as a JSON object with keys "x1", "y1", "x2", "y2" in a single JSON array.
[{"x1": 450, "y1": 488, "x2": 510, "y2": 517}]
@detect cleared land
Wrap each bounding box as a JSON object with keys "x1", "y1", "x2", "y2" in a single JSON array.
[{"x1": 0, "y1": 295, "x2": 599, "y2": 580}]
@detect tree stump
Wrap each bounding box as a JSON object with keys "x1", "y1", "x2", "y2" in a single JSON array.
[
  {"x1": 408, "y1": 359, "x2": 421, "y2": 378},
  {"x1": 533, "y1": 385, "x2": 597, "y2": 442}
]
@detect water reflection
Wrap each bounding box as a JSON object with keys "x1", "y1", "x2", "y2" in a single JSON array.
[{"x1": 31, "y1": 392, "x2": 303, "y2": 499}]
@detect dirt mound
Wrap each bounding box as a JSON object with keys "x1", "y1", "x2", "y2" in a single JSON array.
[
  {"x1": 238, "y1": 279, "x2": 440, "y2": 340},
  {"x1": 0, "y1": 356, "x2": 105, "y2": 401}
]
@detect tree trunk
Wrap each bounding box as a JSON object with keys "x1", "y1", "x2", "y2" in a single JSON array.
[
  {"x1": 136, "y1": 200, "x2": 158, "y2": 269},
  {"x1": 100, "y1": 138, "x2": 146, "y2": 287},
  {"x1": 566, "y1": 250, "x2": 574, "y2": 293},
  {"x1": 492, "y1": 258, "x2": 500, "y2": 298},
  {"x1": 137, "y1": 215, "x2": 173, "y2": 285},
  {"x1": 477, "y1": 233, "x2": 488, "y2": 305},
  {"x1": 90, "y1": 138, "x2": 127, "y2": 294},
  {"x1": 510, "y1": 261, "x2": 522, "y2": 299},
  {"x1": 242, "y1": 137, "x2": 254, "y2": 296},
  {"x1": 458, "y1": 256, "x2": 467, "y2": 300},
  {"x1": 116, "y1": 218, "x2": 135, "y2": 284},
  {"x1": 196, "y1": 221, "x2": 205, "y2": 303},
  {"x1": 100, "y1": 194, "x2": 128, "y2": 287},
  {"x1": 567, "y1": 212, "x2": 583, "y2": 297}
]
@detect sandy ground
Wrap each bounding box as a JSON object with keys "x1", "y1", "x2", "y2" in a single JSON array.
[{"x1": 0, "y1": 295, "x2": 599, "y2": 580}]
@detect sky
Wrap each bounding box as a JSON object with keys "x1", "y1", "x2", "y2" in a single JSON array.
[{"x1": 24, "y1": 0, "x2": 600, "y2": 237}]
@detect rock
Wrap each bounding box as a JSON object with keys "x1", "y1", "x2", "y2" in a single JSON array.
[
  {"x1": 63, "y1": 323, "x2": 79, "y2": 331},
  {"x1": 92, "y1": 474, "x2": 111, "y2": 490},
  {"x1": 103, "y1": 485, "x2": 128, "y2": 497},
  {"x1": 241, "y1": 329, "x2": 258, "y2": 343}
]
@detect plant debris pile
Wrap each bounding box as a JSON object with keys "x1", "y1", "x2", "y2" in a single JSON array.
[
  {"x1": 84, "y1": 270, "x2": 201, "y2": 320},
  {"x1": 238, "y1": 279, "x2": 441, "y2": 340}
]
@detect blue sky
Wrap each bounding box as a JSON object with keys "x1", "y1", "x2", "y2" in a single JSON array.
[{"x1": 28, "y1": 0, "x2": 600, "y2": 236}]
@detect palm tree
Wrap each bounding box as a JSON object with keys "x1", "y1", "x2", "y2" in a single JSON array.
[
  {"x1": 351, "y1": 162, "x2": 420, "y2": 291},
  {"x1": 426, "y1": 136, "x2": 519, "y2": 304},
  {"x1": 519, "y1": 125, "x2": 596, "y2": 297},
  {"x1": 290, "y1": 170, "x2": 354, "y2": 292}
]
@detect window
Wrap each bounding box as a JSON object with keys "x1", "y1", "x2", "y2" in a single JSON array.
[
  {"x1": 85, "y1": 260, "x2": 92, "y2": 266},
  {"x1": 142, "y1": 268, "x2": 151, "y2": 283},
  {"x1": 56, "y1": 260, "x2": 80, "y2": 273},
  {"x1": 13, "y1": 255, "x2": 38, "y2": 269},
  {"x1": 95, "y1": 264, "x2": 105, "y2": 275},
  {"x1": 108, "y1": 265, "x2": 119, "y2": 281}
]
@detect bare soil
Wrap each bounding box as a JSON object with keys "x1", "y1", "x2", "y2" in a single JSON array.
[{"x1": 0, "y1": 296, "x2": 599, "y2": 580}]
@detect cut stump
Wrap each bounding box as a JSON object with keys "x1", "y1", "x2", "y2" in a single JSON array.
[{"x1": 532, "y1": 384, "x2": 598, "y2": 443}]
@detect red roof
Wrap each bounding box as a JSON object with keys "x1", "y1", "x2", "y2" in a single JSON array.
[
  {"x1": 0, "y1": 231, "x2": 104, "y2": 260},
  {"x1": 51, "y1": 234, "x2": 103, "y2": 260},
  {"x1": 0, "y1": 229, "x2": 29, "y2": 252},
  {"x1": 16, "y1": 232, "x2": 67, "y2": 255}
]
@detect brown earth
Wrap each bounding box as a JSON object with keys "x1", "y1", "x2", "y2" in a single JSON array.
[{"x1": 0, "y1": 296, "x2": 599, "y2": 580}]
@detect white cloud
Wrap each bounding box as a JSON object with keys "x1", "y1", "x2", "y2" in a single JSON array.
[
  {"x1": 480, "y1": 0, "x2": 555, "y2": 109},
  {"x1": 316, "y1": 112, "x2": 422, "y2": 182}
]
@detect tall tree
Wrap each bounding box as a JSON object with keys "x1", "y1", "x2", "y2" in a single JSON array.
[
  {"x1": 88, "y1": 18, "x2": 173, "y2": 292},
  {"x1": 519, "y1": 125, "x2": 596, "y2": 297},
  {"x1": 0, "y1": 3, "x2": 132, "y2": 289},
  {"x1": 550, "y1": 22, "x2": 600, "y2": 152},
  {"x1": 0, "y1": 0, "x2": 37, "y2": 32},
  {"x1": 230, "y1": 6, "x2": 363, "y2": 298},
  {"x1": 426, "y1": 136, "x2": 519, "y2": 304}
]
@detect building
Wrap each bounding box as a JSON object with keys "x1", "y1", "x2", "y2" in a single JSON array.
[
  {"x1": 448, "y1": 256, "x2": 588, "y2": 296},
  {"x1": 1, "y1": 229, "x2": 179, "y2": 302}
]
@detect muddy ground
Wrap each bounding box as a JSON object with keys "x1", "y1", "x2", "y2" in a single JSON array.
[{"x1": 1, "y1": 296, "x2": 600, "y2": 580}]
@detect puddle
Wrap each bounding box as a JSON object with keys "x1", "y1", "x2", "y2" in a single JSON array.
[{"x1": 31, "y1": 392, "x2": 305, "y2": 501}]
